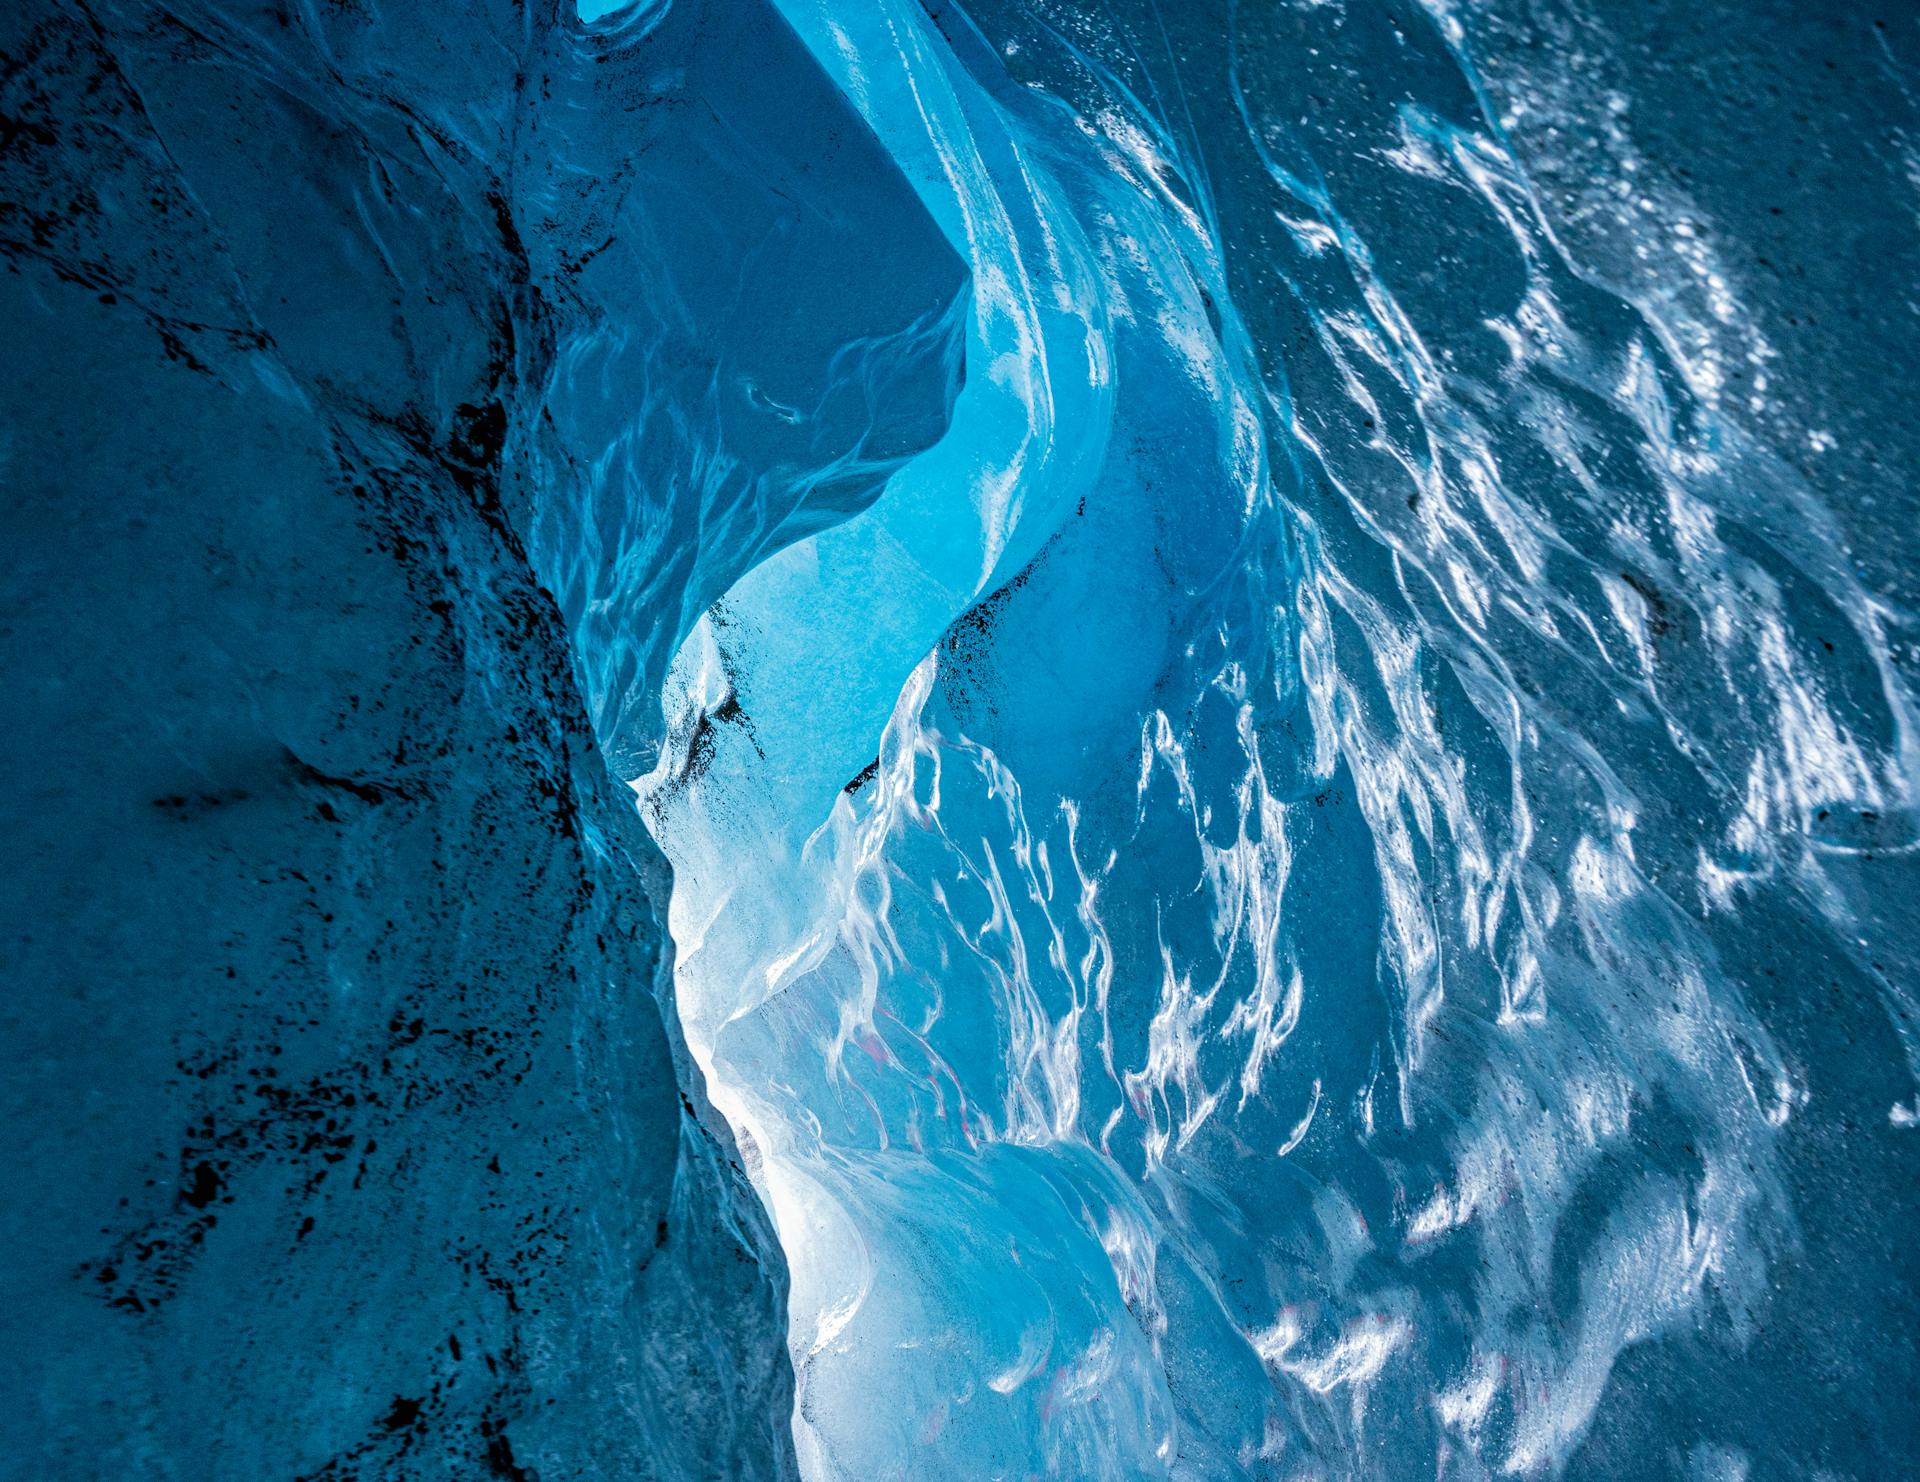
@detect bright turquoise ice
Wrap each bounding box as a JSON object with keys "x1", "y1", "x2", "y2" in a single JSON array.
[{"x1": 619, "y1": 1, "x2": 1920, "y2": 1478}]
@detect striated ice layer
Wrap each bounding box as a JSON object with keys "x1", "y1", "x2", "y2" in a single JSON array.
[{"x1": 633, "y1": 1, "x2": 1920, "y2": 1479}]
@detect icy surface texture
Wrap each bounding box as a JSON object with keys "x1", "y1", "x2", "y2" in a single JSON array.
[
  {"x1": 2, "y1": 0, "x2": 960, "y2": 1477},
  {"x1": 637, "y1": 1, "x2": 1920, "y2": 1478}
]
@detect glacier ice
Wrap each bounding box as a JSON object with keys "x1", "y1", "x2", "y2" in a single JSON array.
[
  {"x1": 6, "y1": 0, "x2": 1919, "y2": 1479},
  {"x1": 2, "y1": 0, "x2": 956, "y2": 1475},
  {"x1": 637, "y1": 1, "x2": 1920, "y2": 1477}
]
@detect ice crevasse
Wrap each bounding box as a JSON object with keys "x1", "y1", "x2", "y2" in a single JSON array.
[{"x1": 4, "y1": 0, "x2": 1918, "y2": 1479}]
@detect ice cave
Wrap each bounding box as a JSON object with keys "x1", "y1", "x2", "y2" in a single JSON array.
[{"x1": 5, "y1": 0, "x2": 1917, "y2": 1477}]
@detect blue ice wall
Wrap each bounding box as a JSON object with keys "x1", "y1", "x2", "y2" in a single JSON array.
[
  {"x1": 1, "y1": 0, "x2": 959, "y2": 1477},
  {"x1": 636, "y1": 1, "x2": 1920, "y2": 1478}
]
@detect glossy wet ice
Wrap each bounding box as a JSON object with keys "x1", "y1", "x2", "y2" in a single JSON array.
[{"x1": 624, "y1": 1, "x2": 1920, "y2": 1477}]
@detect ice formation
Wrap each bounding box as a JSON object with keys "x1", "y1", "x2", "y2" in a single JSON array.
[
  {"x1": 635, "y1": 1, "x2": 1920, "y2": 1475},
  {"x1": 7, "y1": 0, "x2": 1917, "y2": 1478}
]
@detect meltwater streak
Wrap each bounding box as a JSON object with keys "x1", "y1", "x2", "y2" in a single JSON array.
[{"x1": 640, "y1": 1, "x2": 1919, "y2": 1476}]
